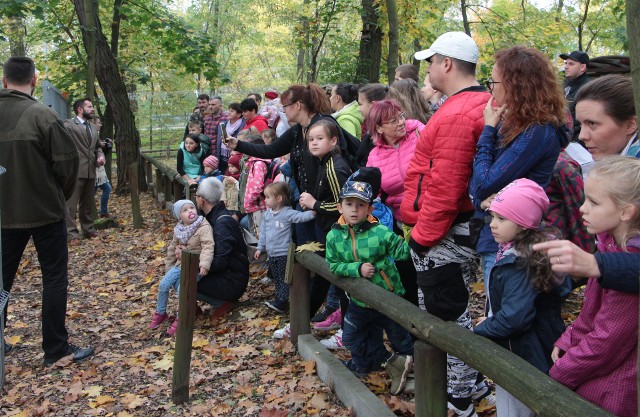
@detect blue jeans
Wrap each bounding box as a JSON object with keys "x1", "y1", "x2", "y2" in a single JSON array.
[
  {"x1": 480, "y1": 252, "x2": 496, "y2": 293},
  {"x1": 342, "y1": 303, "x2": 413, "y2": 373},
  {"x1": 95, "y1": 181, "x2": 112, "y2": 215},
  {"x1": 156, "y1": 265, "x2": 181, "y2": 314}
]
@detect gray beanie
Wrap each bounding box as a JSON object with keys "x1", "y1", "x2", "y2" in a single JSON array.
[{"x1": 173, "y1": 199, "x2": 195, "y2": 220}]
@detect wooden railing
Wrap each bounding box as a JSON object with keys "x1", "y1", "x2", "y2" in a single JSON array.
[
  {"x1": 141, "y1": 152, "x2": 195, "y2": 207},
  {"x1": 288, "y1": 249, "x2": 615, "y2": 417}
]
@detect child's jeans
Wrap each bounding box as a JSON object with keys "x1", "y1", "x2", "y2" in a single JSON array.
[
  {"x1": 156, "y1": 265, "x2": 181, "y2": 314},
  {"x1": 95, "y1": 181, "x2": 112, "y2": 215},
  {"x1": 269, "y1": 255, "x2": 289, "y2": 302},
  {"x1": 343, "y1": 302, "x2": 413, "y2": 373}
]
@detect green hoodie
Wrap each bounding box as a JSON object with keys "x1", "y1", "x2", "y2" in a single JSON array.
[
  {"x1": 334, "y1": 101, "x2": 364, "y2": 140},
  {"x1": 325, "y1": 215, "x2": 410, "y2": 307}
]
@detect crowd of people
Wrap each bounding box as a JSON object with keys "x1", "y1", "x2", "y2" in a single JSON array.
[{"x1": 0, "y1": 29, "x2": 638, "y2": 417}]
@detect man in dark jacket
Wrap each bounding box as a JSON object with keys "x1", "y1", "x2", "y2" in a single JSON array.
[
  {"x1": 560, "y1": 50, "x2": 590, "y2": 140},
  {"x1": 195, "y1": 178, "x2": 249, "y2": 315},
  {"x1": 0, "y1": 57, "x2": 94, "y2": 366}
]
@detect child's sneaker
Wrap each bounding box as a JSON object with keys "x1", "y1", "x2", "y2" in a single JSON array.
[
  {"x1": 311, "y1": 304, "x2": 337, "y2": 322},
  {"x1": 448, "y1": 395, "x2": 478, "y2": 417},
  {"x1": 264, "y1": 299, "x2": 287, "y2": 314},
  {"x1": 472, "y1": 381, "x2": 496, "y2": 407},
  {"x1": 383, "y1": 353, "x2": 413, "y2": 395},
  {"x1": 148, "y1": 312, "x2": 169, "y2": 329},
  {"x1": 319, "y1": 329, "x2": 345, "y2": 350},
  {"x1": 313, "y1": 308, "x2": 341, "y2": 330},
  {"x1": 273, "y1": 323, "x2": 291, "y2": 339},
  {"x1": 341, "y1": 359, "x2": 368, "y2": 378},
  {"x1": 166, "y1": 318, "x2": 179, "y2": 336}
]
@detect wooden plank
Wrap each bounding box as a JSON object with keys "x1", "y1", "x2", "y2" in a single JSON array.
[
  {"x1": 284, "y1": 242, "x2": 296, "y2": 285},
  {"x1": 129, "y1": 162, "x2": 142, "y2": 229},
  {"x1": 171, "y1": 250, "x2": 199, "y2": 404},
  {"x1": 297, "y1": 335, "x2": 396, "y2": 417},
  {"x1": 289, "y1": 261, "x2": 310, "y2": 346},
  {"x1": 415, "y1": 341, "x2": 447, "y2": 417}
]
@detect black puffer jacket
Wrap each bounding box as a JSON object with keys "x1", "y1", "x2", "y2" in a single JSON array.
[{"x1": 199, "y1": 202, "x2": 249, "y2": 301}]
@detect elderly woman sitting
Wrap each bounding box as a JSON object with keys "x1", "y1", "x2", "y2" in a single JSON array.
[{"x1": 195, "y1": 177, "x2": 249, "y2": 315}]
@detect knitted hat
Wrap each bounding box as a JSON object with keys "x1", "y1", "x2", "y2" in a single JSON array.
[
  {"x1": 490, "y1": 178, "x2": 549, "y2": 230},
  {"x1": 264, "y1": 91, "x2": 279, "y2": 100},
  {"x1": 173, "y1": 199, "x2": 195, "y2": 220},
  {"x1": 203, "y1": 155, "x2": 219, "y2": 170}
]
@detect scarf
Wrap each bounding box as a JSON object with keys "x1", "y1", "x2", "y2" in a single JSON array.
[
  {"x1": 174, "y1": 215, "x2": 204, "y2": 245},
  {"x1": 495, "y1": 241, "x2": 516, "y2": 263}
]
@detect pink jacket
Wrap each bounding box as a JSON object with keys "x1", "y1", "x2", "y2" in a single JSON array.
[
  {"x1": 366, "y1": 119, "x2": 424, "y2": 221},
  {"x1": 243, "y1": 157, "x2": 270, "y2": 213},
  {"x1": 550, "y1": 233, "x2": 639, "y2": 417}
]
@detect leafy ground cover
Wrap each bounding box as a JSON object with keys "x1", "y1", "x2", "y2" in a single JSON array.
[{"x1": 0, "y1": 187, "x2": 582, "y2": 416}]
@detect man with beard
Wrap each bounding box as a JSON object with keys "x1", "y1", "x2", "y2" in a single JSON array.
[{"x1": 65, "y1": 98, "x2": 105, "y2": 244}]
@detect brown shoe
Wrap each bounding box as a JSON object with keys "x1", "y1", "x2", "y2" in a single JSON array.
[
  {"x1": 68, "y1": 239, "x2": 81, "y2": 246},
  {"x1": 83, "y1": 232, "x2": 99, "y2": 239}
]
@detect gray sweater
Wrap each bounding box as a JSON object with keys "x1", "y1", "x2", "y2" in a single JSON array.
[{"x1": 257, "y1": 207, "x2": 316, "y2": 256}]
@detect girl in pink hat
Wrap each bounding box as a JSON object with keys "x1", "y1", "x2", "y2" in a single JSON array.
[{"x1": 473, "y1": 178, "x2": 566, "y2": 417}]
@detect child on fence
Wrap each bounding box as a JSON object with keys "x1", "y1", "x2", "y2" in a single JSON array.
[
  {"x1": 188, "y1": 119, "x2": 212, "y2": 156},
  {"x1": 548, "y1": 157, "x2": 640, "y2": 417},
  {"x1": 255, "y1": 182, "x2": 316, "y2": 313},
  {"x1": 177, "y1": 133, "x2": 205, "y2": 185},
  {"x1": 148, "y1": 199, "x2": 214, "y2": 336},
  {"x1": 472, "y1": 178, "x2": 567, "y2": 416},
  {"x1": 325, "y1": 167, "x2": 414, "y2": 395}
]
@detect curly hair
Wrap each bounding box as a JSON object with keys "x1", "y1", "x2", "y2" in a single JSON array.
[
  {"x1": 514, "y1": 228, "x2": 557, "y2": 293},
  {"x1": 494, "y1": 46, "x2": 566, "y2": 145}
]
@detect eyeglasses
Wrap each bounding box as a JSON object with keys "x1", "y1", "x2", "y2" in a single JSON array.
[
  {"x1": 282, "y1": 102, "x2": 295, "y2": 109},
  {"x1": 485, "y1": 78, "x2": 501, "y2": 91},
  {"x1": 383, "y1": 112, "x2": 406, "y2": 126}
]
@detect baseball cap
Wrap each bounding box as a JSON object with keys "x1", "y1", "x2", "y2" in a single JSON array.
[
  {"x1": 559, "y1": 51, "x2": 589, "y2": 65},
  {"x1": 339, "y1": 181, "x2": 373, "y2": 203},
  {"x1": 414, "y1": 31, "x2": 479, "y2": 64}
]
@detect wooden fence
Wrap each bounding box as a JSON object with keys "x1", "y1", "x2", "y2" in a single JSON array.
[{"x1": 141, "y1": 152, "x2": 196, "y2": 207}]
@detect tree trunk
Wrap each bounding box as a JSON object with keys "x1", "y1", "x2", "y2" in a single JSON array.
[
  {"x1": 461, "y1": 0, "x2": 471, "y2": 36},
  {"x1": 355, "y1": 0, "x2": 382, "y2": 83},
  {"x1": 81, "y1": 0, "x2": 97, "y2": 99},
  {"x1": 5, "y1": 16, "x2": 27, "y2": 57},
  {"x1": 577, "y1": 0, "x2": 591, "y2": 51},
  {"x1": 385, "y1": 0, "x2": 399, "y2": 84},
  {"x1": 412, "y1": 38, "x2": 422, "y2": 71},
  {"x1": 72, "y1": 0, "x2": 144, "y2": 194}
]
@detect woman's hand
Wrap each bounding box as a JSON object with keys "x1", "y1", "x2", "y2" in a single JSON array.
[
  {"x1": 483, "y1": 97, "x2": 506, "y2": 128},
  {"x1": 551, "y1": 346, "x2": 564, "y2": 363},
  {"x1": 299, "y1": 192, "x2": 317, "y2": 210},
  {"x1": 225, "y1": 136, "x2": 238, "y2": 150},
  {"x1": 532, "y1": 240, "x2": 601, "y2": 278},
  {"x1": 480, "y1": 193, "x2": 497, "y2": 210}
]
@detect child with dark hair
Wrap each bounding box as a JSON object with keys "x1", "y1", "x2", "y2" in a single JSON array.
[
  {"x1": 473, "y1": 178, "x2": 567, "y2": 416},
  {"x1": 177, "y1": 133, "x2": 205, "y2": 185},
  {"x1": 256, "y1": 182, "x2": 316, "y2": 313},
  {"x1": 188, "y1": 119, "x2": 212, "y2": 156}
]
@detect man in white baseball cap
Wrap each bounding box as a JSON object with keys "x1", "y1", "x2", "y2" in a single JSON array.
[{"x1": 402, "y1": 32, "x2": 492, "y2": 417}]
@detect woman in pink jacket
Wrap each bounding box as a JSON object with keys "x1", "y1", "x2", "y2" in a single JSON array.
[
  {"x1": 366, "y1": 99, "x2": 424, "y2": 223},
  {"x1": 366, "y1": 99, "x2": 424, "y2": 307}
]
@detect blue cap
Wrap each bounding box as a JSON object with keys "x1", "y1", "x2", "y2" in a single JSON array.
[{"x1": 339, "y1": 181, "x2": 373, "y2": 203}]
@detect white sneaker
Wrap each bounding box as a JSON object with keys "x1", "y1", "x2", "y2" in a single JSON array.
[
  {"x1": 320, "y1": 329, "x2": 345, "y2": 350},
  {"x1": 273, "y1": 323, "x2": 291, "y2": 339}
]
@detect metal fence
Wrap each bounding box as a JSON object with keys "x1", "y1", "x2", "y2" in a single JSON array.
[{"x1": 41, "y1": 80, "x2": 69, "y2": 120}]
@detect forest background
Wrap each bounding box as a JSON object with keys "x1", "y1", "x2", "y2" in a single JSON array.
[{"x1": 0, "y1": 0, "x2": 632, "y2": 191}]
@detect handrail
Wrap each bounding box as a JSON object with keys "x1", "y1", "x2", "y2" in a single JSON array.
[
  {"x1": 140, "y1": 152, "x2": 196, "y2": 206},
  {"x1": 292, "y1": 250, "x2": 615, "y2": 417}
]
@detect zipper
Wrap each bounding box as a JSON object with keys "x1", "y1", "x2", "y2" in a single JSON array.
[{"x1": 413, "y1": 173, "x2": 424, "y2": 211}]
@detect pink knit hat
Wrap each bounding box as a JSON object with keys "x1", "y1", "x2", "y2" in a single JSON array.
[
  {"x1": 490, "y1": 178, "x2": 549, "y2": 230},
  {"x1": 203, "y1": 155, "x2": 219, "y2": 170}
]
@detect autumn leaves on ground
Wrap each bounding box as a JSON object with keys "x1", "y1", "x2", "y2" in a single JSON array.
[{"x1": 1, "y1": 190, "x2": 426, "y2": 417}]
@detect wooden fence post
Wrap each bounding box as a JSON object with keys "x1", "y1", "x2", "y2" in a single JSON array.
[
  {"x1": 145, "y1": 160, "x2": 153, "y2": 188},
  {"x1": 129, "y1": 162, "x2": 143, "y2": 229},
  {"x1": 415, "y1": 340, "x2": 447, "y2": 417},
  {"x1": 164, "y1": 175, "x2": 173, "y2": 206},
  {"x1": 171, "y1": 250, "x2": 199, "y2": 404},
  {"x1": 289, "y1": 261, "x2": 310, "y2": 346}
]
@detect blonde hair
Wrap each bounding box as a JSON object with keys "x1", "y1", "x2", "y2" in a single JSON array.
[{"x1": 589, "y1": 155, "x2": 640, "y2": 249}]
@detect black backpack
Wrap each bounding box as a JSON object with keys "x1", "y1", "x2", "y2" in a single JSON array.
[{"x1": 320, "y1": 115, "x2": 362, "y2": 171}]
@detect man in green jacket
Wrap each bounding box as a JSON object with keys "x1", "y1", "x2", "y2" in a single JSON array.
[{"x1": 0, "y1": 56, "x2": 94, "y2": 366}]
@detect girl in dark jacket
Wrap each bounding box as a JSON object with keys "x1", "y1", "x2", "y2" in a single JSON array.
[{"x1": 473, "y1": 179, "x2": 567, "y2": 417}]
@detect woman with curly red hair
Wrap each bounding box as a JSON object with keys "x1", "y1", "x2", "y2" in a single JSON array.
[{"x1": 469, "y1": 45, "x2": 570, "y2": 287}]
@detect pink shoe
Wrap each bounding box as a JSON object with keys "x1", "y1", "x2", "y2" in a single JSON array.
[
  {"x1": 167, "y1": 318, "x2": 178, "y2": 336},
  {"x1": 314, "y1": 308, "x2": 342, "y2": 330},
  {"x1": 148, "y1": 312, "x2": 169, "y2": 329}
]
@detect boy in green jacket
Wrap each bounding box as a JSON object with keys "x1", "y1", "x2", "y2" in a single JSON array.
[{"x1": 325, "y1": 167, "x2": 414, "y2": 395}]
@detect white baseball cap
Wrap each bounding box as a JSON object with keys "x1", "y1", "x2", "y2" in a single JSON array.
[{"x1": 414, "y1": 32, "x2": 479, "y2": 64}]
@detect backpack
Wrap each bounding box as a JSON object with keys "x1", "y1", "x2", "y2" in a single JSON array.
[{"x1": 263, "y1": 159, "x2": 281, "y2": 188}]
